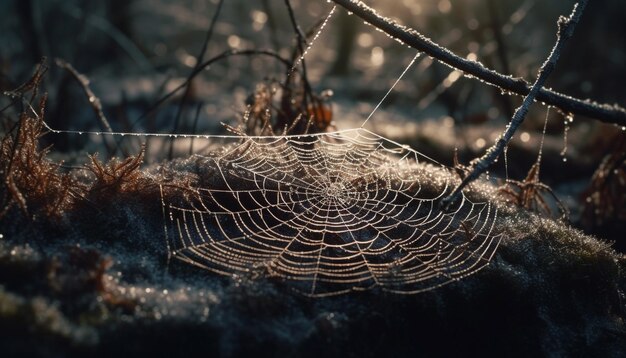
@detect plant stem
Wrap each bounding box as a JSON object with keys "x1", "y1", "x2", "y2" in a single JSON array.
[
  {"x1": 168, "y1": 0, "x2": 224, "y2": 160},
  {"x1": 442, "y1": 0, "x2": 588, "y2": 208},
  {"x1": 330, "y1": 0, "x2": 625, "y2": 126}
]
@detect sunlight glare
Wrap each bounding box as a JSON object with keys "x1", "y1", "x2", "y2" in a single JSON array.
[{"x1": 371, "y1": 46, "x2": 385, "y2": 67}]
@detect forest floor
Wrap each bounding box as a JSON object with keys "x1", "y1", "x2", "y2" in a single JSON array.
[{"x1": 1, "y1": 0, "x2": 626, "y2": 356}]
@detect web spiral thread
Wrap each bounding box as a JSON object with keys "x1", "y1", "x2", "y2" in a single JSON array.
[{"x1": 162, "y1": 128, "x2": 501, "y2": 297}]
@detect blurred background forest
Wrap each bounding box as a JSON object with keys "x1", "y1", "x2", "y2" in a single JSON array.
[{"x1": 1, "y1": 0, "x2": 625, "y2": 247}]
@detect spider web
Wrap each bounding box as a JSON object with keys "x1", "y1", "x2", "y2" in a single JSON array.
[
  {"x1": 162, "y1": 128, "x2": 501, "y2": 296},
  {"x1": 25, "y1": 3, "x2": 504, "y2": 296}
]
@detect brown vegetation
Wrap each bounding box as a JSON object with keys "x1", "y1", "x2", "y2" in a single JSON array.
[
  {"x1": 0, "y1": 67, "x2": 77, "y2": 221},
  {"x1": 87, "y1": 146, "x2": 147, "y2": 198},
  {"x1": 499, "y1": 163, "x2": 567, "y2": 219},
  {"x1": 582, "y1": 133, "x2": 626, "y2": 242}
]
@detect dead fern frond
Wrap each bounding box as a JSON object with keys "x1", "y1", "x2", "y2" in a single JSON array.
[
  {"x1": 0, "y1": 94, "x2": 77, "y2": 221},
  {"x1": 498, "y1": 162, "x2": 568, "y2": 219},
  {"x1": 87, "y1": 145, "x2": 146, "y2": 196},
  {"x1": 4, "y1": 58, "x2": 48, "y2": 104},
  {"x1": 582, "y1": 134, "x2": 626, "y2": 228}
]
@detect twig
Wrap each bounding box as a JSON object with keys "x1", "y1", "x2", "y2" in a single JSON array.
[
  {"x1": 278, "y1": 6, "x2": 337, "y2": 135},
  {"x1": 168, "y1": 0, "x2": 225, "y2": 160},
  {"x1": 442, "y1": 0, "x2": 588, "y2": 208},
  {"x1": 487, "y1": 0, "x2": 511, "y2": 76},
  {"x1": 189, "y1": 102, "x2": 203, "y2": 156},
  {"x1": 1, "y1": 62, "x2": 46, "y2": 121},
  {"x1": 330, "y1": 0, "x2": 626, "y2": 126},
  {"x1": 136, "y1": 49, "x2": 291, "y2": 125},
  {"x1": 55, "y1": 58, "x2": 118, "y2": 156},
  {"x1": 261, "y1": 0, "x2": 280, "y2": 52},
  {"x1": 486, "y1": 0, "x2": 514, "y2": 119},
  {"x1": 284, "y1": 0, "x2": 313, "y2": 117},
  {"x1": 61, "y1": 4, "x2": 152, "y2": 72}
]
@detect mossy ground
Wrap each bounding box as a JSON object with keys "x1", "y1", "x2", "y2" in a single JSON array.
[{"x1": 1, "y1": 142, "x2": 624, "y2": 357}]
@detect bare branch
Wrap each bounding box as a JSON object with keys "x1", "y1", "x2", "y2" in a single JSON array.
[
  {"x1": 330, "y1": 0, "x2": 626, "y2": 126},
  {"x1": 136, "y1": 49, "x2": 291, "y2": 127},
  {"x1": 168, "y1": 0, "x2": 225, "y2": 160},
  {"x1": 56, "y1": 58, "x2": 117, "y2": 156},
  {"x1": 442, "y1": 0, "x2": 588, "y2": 208}
]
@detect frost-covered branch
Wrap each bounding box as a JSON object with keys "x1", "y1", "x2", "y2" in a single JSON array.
[
  {"x1": 331, "y1": 0, "x2": 626, "y2": 127},
  {"x1": 442, "y1": 0, "x2": 588, "y2": 208}
]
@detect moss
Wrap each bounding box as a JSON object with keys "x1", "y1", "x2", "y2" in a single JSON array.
[
  {"x1": 0, "y1": 286, "x2": 99, "y2": 354},
  {"x1": 1, "y1": 192, "x2": 625, "y2": 357},
  {"x1": 0, "y1": 80, "x2": 624, "y2": 356}
]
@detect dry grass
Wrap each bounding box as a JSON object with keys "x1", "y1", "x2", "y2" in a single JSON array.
[
  {"x1": 0, "y1": 95, "x2": 77, "y2": 221},
  {"x1": 87, "y1": 146, "x2": 147, "y2": 198},
  {"x1": 0, "y1": 60, "x2": 153, "y2": 223},
  {"x1": 582, "y1": 134, "x2": 626, "y2": 230}
]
